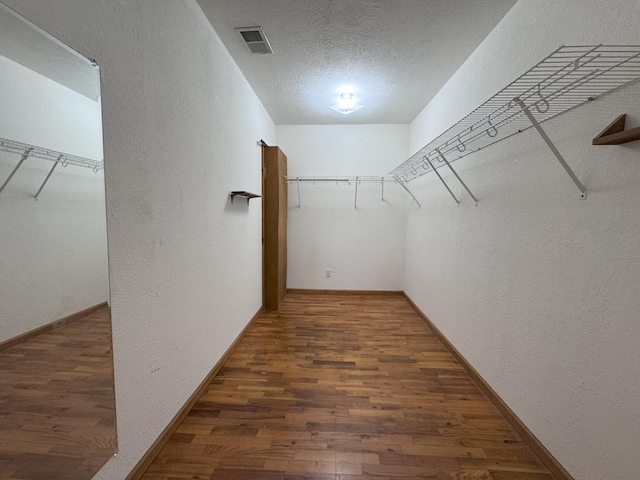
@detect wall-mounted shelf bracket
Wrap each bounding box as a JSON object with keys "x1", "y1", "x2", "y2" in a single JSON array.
[
  {"x1": 352, "y1": 177, "x2": 387, "y2": 208},
  {"x1": 0, "y1": 147, "x2": 32, "y2": 196},
  {"x1": 34, "y1": 156, "x2": 61, "y2": 200},
  {"x1": 425, "y1": 156, "x2": 459, "y2": 205},
  {"x1": 592, "y1": 114, "x2": 640, "y2": 145},
  {"x1": 230, "y1": 191, "x2": 261, "y2": 205},
  {"x1": 394, "y1": 176, "x2": 422, "y2": 208},
  {"x1": 516, "y1": 98, "x2": 587, "y2": 199},
  {"x1": 354, "y1": 177, "x2": 359, "y2": 209},
  {"x1": 435, "y1": 148, "x2": 478, "y2": 205}
]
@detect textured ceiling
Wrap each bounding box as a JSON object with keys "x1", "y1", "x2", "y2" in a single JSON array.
[{"x1": 197, "y1": 0, "x2": 516, "y2": 125}]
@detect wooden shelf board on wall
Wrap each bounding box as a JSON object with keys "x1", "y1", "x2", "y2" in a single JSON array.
[
  {"x1": 593, "y1": 114, "x2": 640, "y2": 145},
  {"x1": 230, "y1": 191, "x2": 261, "y2": 204}
]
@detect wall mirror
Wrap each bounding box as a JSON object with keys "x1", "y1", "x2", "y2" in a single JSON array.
[{"x1": 0, "y1": 2, "x2": 117, "y2": 479}]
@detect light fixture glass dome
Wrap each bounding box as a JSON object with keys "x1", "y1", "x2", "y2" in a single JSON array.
[{"x1": 330, "y1": 93, "x2": 364, "y2": 115}]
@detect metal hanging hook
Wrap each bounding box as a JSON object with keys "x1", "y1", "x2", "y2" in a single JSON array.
[
  {"x1": 456, "y1": 135, "x2": 466, "y2": 152},
  {"x1": 486, "y1": 115, "x2": 498, "y2": 138},
  {"x1": 535, "y1": 85, "x2": 550, "y2": 113}
]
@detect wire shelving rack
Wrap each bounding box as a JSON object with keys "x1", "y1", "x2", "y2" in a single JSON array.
[
  {"x1": 388, "y1": 44, "x2": 640, "y2": 202},
  {"x1": 0, "y1": 137, "x2": 103, "y2": 199}
]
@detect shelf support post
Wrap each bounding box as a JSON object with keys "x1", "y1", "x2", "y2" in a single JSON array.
[
  {"x1": 516, "y1": 98, "x2": 587, "y2": 199},
  {"x1": 0, "y1": 148, "x2": 32, "y2": 196},
  {"x1": 394, "y1": 176, "x2": 421, "y2": 208},
  {"x1": 296, "y1": 177, "x2": 301, "y2": 208},
  {"x1": 425, "y1": 157, "x2": 459, "y2": 205},
  {"x1": 34, "y1": 156, "x2": 61, "y2": 200},
  {"x1": 354, "y1": 176, "x2": 359, "y2": 209},
  {"x1": 435, "y1": 148, "x2": 478, "y2": 205}
]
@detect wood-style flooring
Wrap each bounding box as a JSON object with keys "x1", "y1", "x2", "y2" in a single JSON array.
[
  {"x1": 143, "y1": 293, "x2": 551, "y2": 480},
  {"x1": 0, "y1": 307, "x2": 117, "y2": 480}
]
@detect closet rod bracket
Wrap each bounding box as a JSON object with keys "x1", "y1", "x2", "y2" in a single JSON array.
[
  {"x1": 515, "y1": 98, "x2": 587, "y2": 200},
  {"x1": 435, "y1": 148, "x2": 478, "y2": 205},
  {"x1": 34, "y1": 156, "x2": 61, "y2": 199},
  {"x1": 0, "y1": 147, "x2": 32, "y2": 196},
  {"x1": 425, "y1": 157, "x2": 459, "y2": 205},
  {"x1": 394, "y1": 176, "x2": 421, "y2": 208}
]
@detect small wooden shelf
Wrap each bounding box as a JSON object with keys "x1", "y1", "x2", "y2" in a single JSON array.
[
  {"x1": 230, "y1": 191, "x2": 261, "y2": 205},
  {"x1": 593, "y1": 114, "x2": 640, "y2": 145}
]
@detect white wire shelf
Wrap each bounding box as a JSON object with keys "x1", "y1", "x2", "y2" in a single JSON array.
[
  {"x1": 389, "y1": 45, "x2": 640, "y2": 186},
  {"x1": 0, "y1": 137, "x2": 103, "y2": 199},
  {"x1": 284, "y1": 176, "x2": 421, "y2": 208},
  {"x1": 0, "y1": 137, "x2": 103, "y2": 170},
  {"x1": 285, "y1": 176, "x2": 396, "y2": 184}
]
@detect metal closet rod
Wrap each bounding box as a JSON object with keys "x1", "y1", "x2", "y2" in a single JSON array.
[
  {"x1": 285, "y1": 175, "x2": 397, "y2": 183},
  {"x1": 0, "y1": 137, "x2": 103, "y2": 199},
  {"x1": 284, "y1": 176, "x2": 421, "y2": 209},
  {"x1": 0, "y1": 138, "x2": 103, "y2": 170},
  {"x1": 388, "y1": 44, "x2": 640, "y2": 201}
]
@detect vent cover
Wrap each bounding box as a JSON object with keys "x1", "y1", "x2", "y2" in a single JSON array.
[{"x1": 235, "y1": 26, "x2": 273, "y2": 55}]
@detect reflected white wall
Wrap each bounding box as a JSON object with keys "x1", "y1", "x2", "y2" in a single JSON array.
[{"x1": 0, "y1": 55, "x2": 103, "y2": 160}]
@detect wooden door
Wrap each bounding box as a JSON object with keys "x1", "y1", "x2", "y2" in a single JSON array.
[{"x1": 263, "y1": 146, "x2": 287, "y2": 311}]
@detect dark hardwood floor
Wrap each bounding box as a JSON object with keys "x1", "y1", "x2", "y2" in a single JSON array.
[
  {"x1": 0, "y1": 307, "x2": 117, "y2": 480},
  {"x1": 142, "y1": 292, "x2": 551, "y2": 480}
]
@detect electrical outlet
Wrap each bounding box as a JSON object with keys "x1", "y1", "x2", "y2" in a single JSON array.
[{"x1": 325, "y1": 269, "x2": 332, "y2": 278}]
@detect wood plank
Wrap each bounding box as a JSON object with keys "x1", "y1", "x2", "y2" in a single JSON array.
[
  {"x1": 0, "y1": 307, "x2": 116, "y2": 480},
  {"x1": 403, "y1": 293, "x2": 573, "y2": 480},
  {"x1": 287, "y1": 289, "x2": 404, "y2": 296},
  {"x1": 126, "y1": 307, "x2": 263, "y2": 480},
  {"x1": 592, "y1": 113, "x2": 640, "y2": 145},
  {"x1": 0, "y1": 302, "x2": 108, "y2": 352},
  {"x1": 140, "y1": 293, "x2": 557, "y2": 480}
]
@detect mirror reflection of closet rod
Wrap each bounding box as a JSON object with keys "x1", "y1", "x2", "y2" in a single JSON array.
[{"x1": 0, "y1": 137, "x2": 103, "y2": 199}]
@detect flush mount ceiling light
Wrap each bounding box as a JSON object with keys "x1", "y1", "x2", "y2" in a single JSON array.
[{"x1": 329, "y1": 93, "x2": 364, "y2": 115}]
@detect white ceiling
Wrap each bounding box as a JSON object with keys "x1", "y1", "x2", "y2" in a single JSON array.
[
  {"x1": 0, "y1": 3, "x2": 99, "y2": 101},
  {"x1": 197, "y1": 0, "x2": 517, "y2": 125}
]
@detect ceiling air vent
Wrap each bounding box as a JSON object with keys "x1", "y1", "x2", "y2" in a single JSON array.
[{"x1": 235, "y1": 26, "x2": 273, "y2": 55}]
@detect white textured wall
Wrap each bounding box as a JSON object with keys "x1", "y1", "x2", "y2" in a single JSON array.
[
  {"x1": 278, "y1": 125, "x2": 408, "y2": 290},
  {"x1": 4, "y1": 1, "x2": 275, "y2": 478},
  {"x1": 0, "y1": 55, "x2": 103, "y2": 160},
  {"x1": 0, "y1": 155, "x2": 108, "y2": 342},
  {"x1": 405, "y1": 1, "x2": 640, "y2": 479}
]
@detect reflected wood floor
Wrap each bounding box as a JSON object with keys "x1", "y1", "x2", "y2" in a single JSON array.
[
  {"x1": 143, "y1": 293, "x2": 551, "y2": 480},
  {"x1": 0, "y1": 307, "x2": 117, "y2": 480}
]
